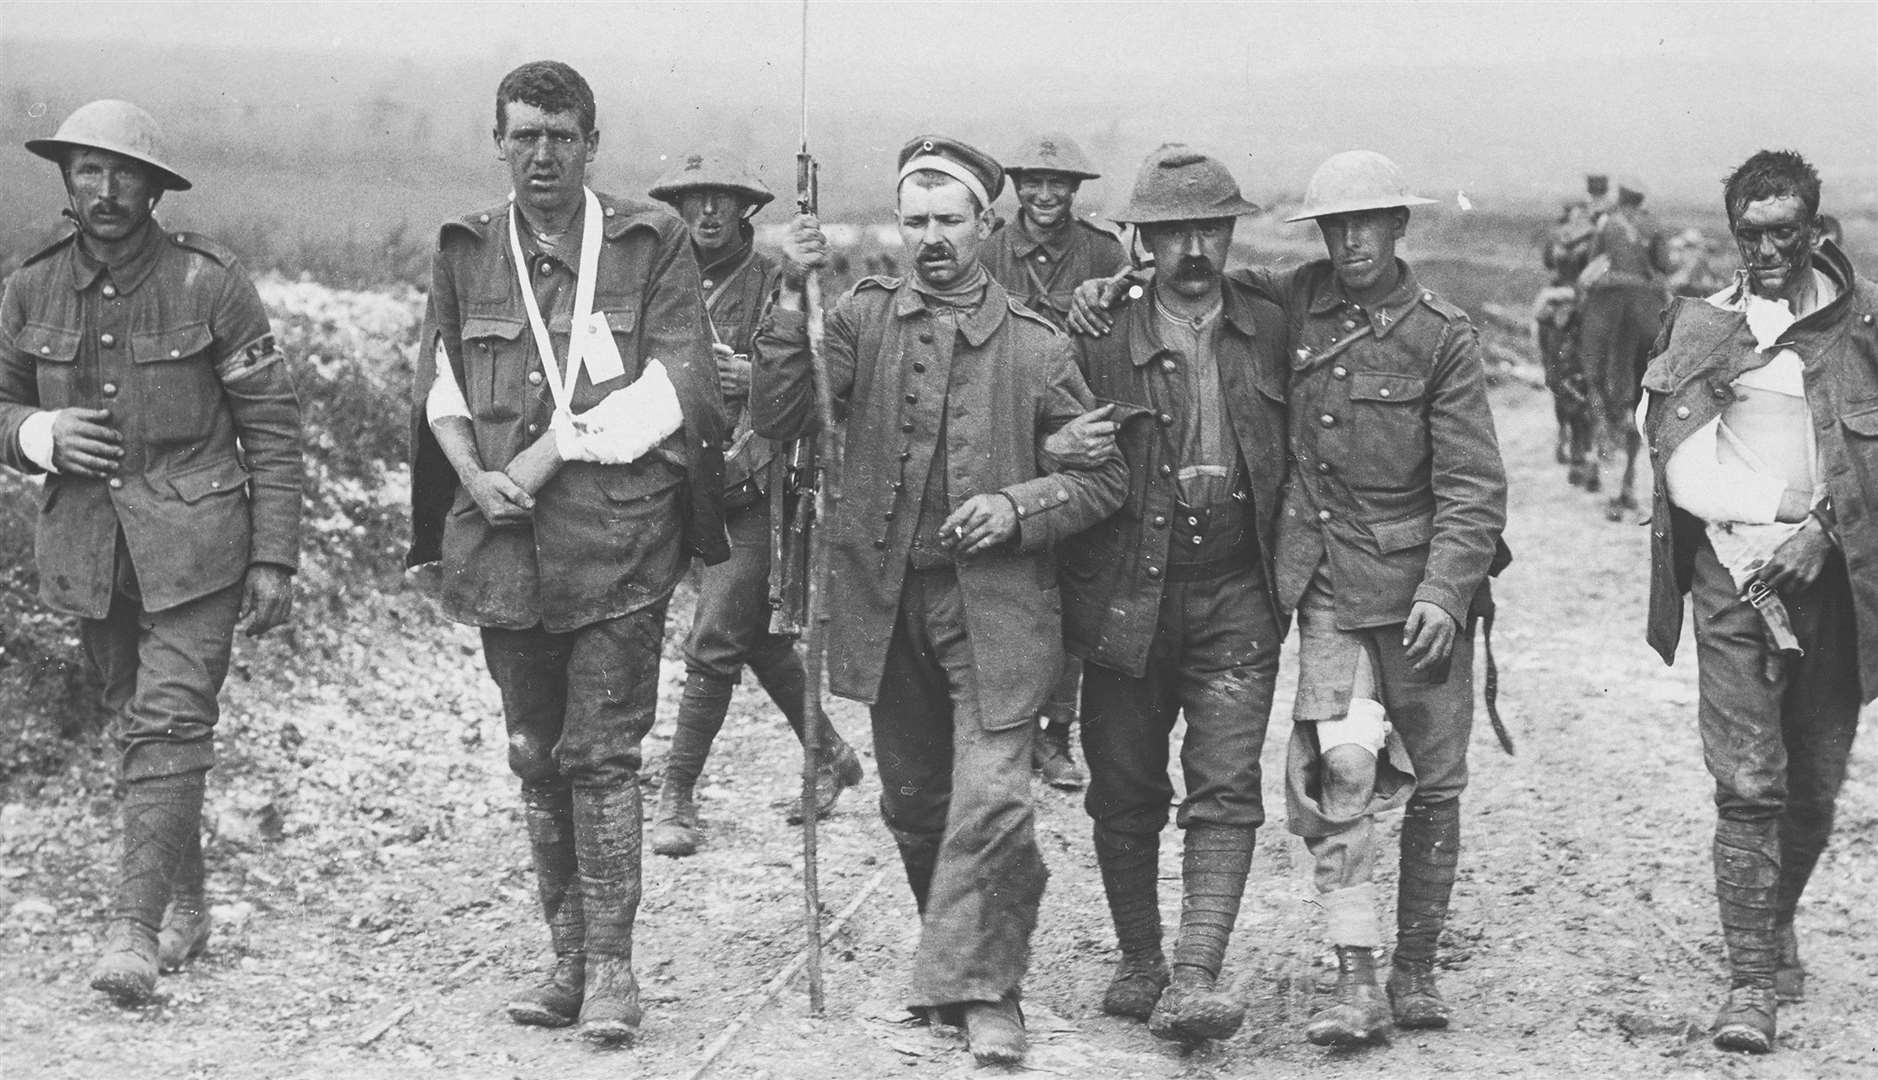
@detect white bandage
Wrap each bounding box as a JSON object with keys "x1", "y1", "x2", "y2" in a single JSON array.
[
  {"x1": 1314, "y1": 697, "x2": 1389, "y2": 755},
  {"x1": 551, "y1": 358, "x2": 682, "y2": 465},
  {"x1": 18, "y1": 410, "x2": 59, "y2": 472},
  {"x1": 426, "y1": 346, "x2": 472, "y2": 425},
  {"x1": 898, "y1": 154, "x2": 991, "y2": 210}
]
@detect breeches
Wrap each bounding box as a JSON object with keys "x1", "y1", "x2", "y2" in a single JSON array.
[
  {"x1": 683, "y1": 501, "x2": 796, "y2": 681},
  {"x1": 83, "y1": 580, "x2": 242, "y2": 782},
  {"x1": 482, "y1": 602, "x2": 669, "y2": 789},
  {"x1": 1081, "y1": 567, "x2": 1280, "y2": 835}
]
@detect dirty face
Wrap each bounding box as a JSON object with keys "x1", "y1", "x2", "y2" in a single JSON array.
[
  {"x1": 63, "y1": 147, "x2": 159, "y2": 244},
  {"x1": 1730, "y1": 194, "x2": 1816, "y2": 301},
  {"x1": 676, "y1": 189, "x2": 752, "y2": 255},
  {"x1": 1317, "y1": 208, "x2": 1408, "y2": 298},
  {"x1": 495, "y1": 101, "x2": 597, "y2": 221},
  {"x1": 897, "y1": 177, "x2": 990, "y2": 288},
  {"x1": 1140, "y1": 218, "x2": 1233, "y2": 301},
  {"x1": 1015, "y1": 172, "x2": 1080, "y2": 230}
]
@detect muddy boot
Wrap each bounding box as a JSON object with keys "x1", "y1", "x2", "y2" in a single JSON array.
[
  {"x1": 649, "y1": 780, "x2": 701, "y2": 857},
  {"x1": 1389, "y1": 798, "x2": 1459, "y2": 1029},
  {"x1": 157, "y1": 823, "x2": 211, "y2": 973},
  {"x1": 92, "y1": 770, "x2": 204, "y2": 1006},
  {"x1": 574, "y1": 784, "x2": 645, "y2": 1046},
  {"x1": 1774, "y1": 923, "x2": 1804, "y2": 1003},
  {"x1": 1033, "y1": 721, "x2": 1085, "y2": 791},
  {"x1": 508, "y1": 783, "x2": 587, "y2": 1027},
  {"x1": 1093, "y1": 826, "x2": 1166, "y2": 1019},
  {"x1": 1148, "y1": 825, "x2": 1253, "y2": 1043},
  {"x1": 1711, "y1": 817, "x2": 1779, "y2": 1053},
  {"x1": 1305, "y1": 946, "x2": 1391, "y2": 1046},
  {"x1": 785, "y1": 740, "x2": 865, "y2": 825},
  {"x1": 962, "y1": 996, "x2": 1026, "y2": 1066}
]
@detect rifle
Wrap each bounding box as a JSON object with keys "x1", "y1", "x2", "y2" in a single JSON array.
[{"x1": 766, "y1": 0, "x2": 834, "y2": 1016}]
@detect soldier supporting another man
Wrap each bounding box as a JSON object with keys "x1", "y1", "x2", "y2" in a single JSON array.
[
  {"x1": 1054, "y1": 145, "x2": 1289, "y2": 1046},
  {"x1": 981, "y1": 131, "x2": 1130, "y2": 791},
  {"x1": 0, "y1": 100, "x2": 304, "y2": 1005},
  {"x1": 753, "y1": 135, "x2": 1126, "y2": 1066},
  {"x1": 1640, "y1": 149, "x2": 1876, "y2": 1055},
  {"x1": 407, "y1": 61, "x2": 728, "y2": 1045},
  {"x1": 644, "y1": 150, "x2": 861, "y2": 858}
]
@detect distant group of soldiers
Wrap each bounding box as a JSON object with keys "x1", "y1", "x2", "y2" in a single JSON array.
[{"x1": 1, "y1": 59, "x2": 1871, "y2": 1068}]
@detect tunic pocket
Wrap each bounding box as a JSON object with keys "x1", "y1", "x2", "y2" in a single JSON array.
[
  {"x1": 460, "y1": 315, "x2": 529, "y2": 421},
  {"x1": 16, "y1": 322, "x2": 80, "y2": 409},
  {"x1": 130, "y1": 321, "x2": 219, "y2": 438}
]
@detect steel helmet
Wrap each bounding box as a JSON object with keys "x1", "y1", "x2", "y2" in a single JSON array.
[
  {"x1": 1285, "y1": 150, "x2": 1432, "y2": 223},
  {"x1": 1614, "y1": 174, "x2": 1647, "y2": 201},
  {"x1": 648, "y1": 149, "x2": 775, "y2": 211},
  {"x1": 26, "y1": 99, "x2": 191, "y2": 191},
  {"x1": 1109, "y1": 144, "x2": 1261, "y2": 225},
  {"x1": 1004, "y1": 132, "x2": 1100, "y2": 181}
]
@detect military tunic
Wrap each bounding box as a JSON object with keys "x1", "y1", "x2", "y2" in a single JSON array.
[{"x1": 981, "y1": 212, "x2": 1127, "y2": 331}]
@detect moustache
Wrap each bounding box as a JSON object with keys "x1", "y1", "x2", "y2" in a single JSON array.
[{"x1": 917, "y1": 243, "x2": 956, "y2": 262}]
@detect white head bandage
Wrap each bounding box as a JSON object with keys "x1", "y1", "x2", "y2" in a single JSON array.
[{"x1": 898, "y1": 154, "x2": 991, "y2": 211}]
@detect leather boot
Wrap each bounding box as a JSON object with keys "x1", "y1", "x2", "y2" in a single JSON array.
[
  {"x1": 1033, "y1": 722, "x2": 1085, "y2": 791},
  {"x1": 573, "y1": 784, "x2": 645, "y2": 1046},
  {"x1": 508, "y1": 783, "x2": 587, "y2": 1027},
  {"x1": 92, "y1": 770, "x2": 204, "y2": 1005},
  {"x1": 1093, "y1": 826, "x2": 1166, "y2": 1019},
  {"x1": 785, "y1": 740, "x2": 865, "y2": 825},
  {"x1": 1305, "y1": 946, "x2": 1390, "y2": 1046},
  {"x1": 649, "y1": 779, "x2": 701, "y2": 857},
  {"x1": 157, "y1": 822, "x2": 211, "y2": 973},
  {"x1": 1774, "y1": 922, "x2": 1804, "y2": 1003},
  {"x1": 962, "y1": 996, "x2": 1026, "y2": 1066},
  {"x1": 1148, "y1": 825, "x2": 1253, "y2": 1043},
  {"x1": 1711, "y1": 817, "x2": 1779, "y2": 1053},
  {"x1": 1390, "y1": 798, "x2": 1459, "y2": 1028}
]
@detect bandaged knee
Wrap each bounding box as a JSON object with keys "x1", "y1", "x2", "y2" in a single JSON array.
[{"x1": 1313, "y1": 698, "x2": 1389, "y2": 755}]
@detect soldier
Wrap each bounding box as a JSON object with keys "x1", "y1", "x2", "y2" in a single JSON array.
[
  {"x1": 1585, "y1": 172, "x2": 1615, "y2": 220},
  {"x1": 1640, "y1": 149, "x2": 1876, "y2": 1054},
  {"x1": 644, "y1": 151, "x2": 861, "y2": 858},
  {"x1": 1579, "y1": 174, "x2": 1672, "y2": 516},
  {"x1": 0, "y1": 100, "x2": 303, "y2": 1005},
  {"x1": 1264, "y1": 151, "x2": 1507, "y2": 1047},
  {"x1": 982, "y1": 132, "x2": 1129, "y2": 791},
  {"x1": 751, "y1": 135, "x2": 1127, "y2": 1066},
  {"x1": 406, "y1": 61, "x2": 728, "y2": 1045},
  {"x1": 1053, "y1": 145, "x2": 1287, "y2": 1045}
]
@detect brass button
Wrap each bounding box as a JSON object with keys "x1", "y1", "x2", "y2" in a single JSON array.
[
  {"x1": 905, "y1": 393, "x2": 918, "y2": 404},
  {"x1": 1152, "y1": 515, "x2": 1167, "y2": 527},
  {"x1": 1186, "y1": 516, "x2": 1200, "y2": 527},
  {"x1": 1675, "y1": 406, "x2": 1691, "y2": 419},
  {"x1": 919, "y1": 332, "x2": 934, "y2": 344},
  {"x1": 1332, "y1": 366, "x2": 1347, "y2": 379},
  {"x1": 901, "y1": 421, "x2": 915, "y2": 433},
  {"x1": 100, "y1": 333, "x2": 117, "y2": 347},
  {"x1": 169, "y1": 349, "x2": 181, "y2": 358},
  {"x1": 701, "y1": 279, "x2": 714, "y2": 290},
  {"x1": 108, "y1": 477, "x2": 123, "y2": 489},
  {"x1": 526, "y1": 371, "x2": 544, "y2": 386},
  {"x1": 884, "y1": 511, "x2": 896, "y2": 521},
  {"x1": 604, "y1": 206, "x2": 617, "y2": 218},
  {"x1": 1318, "y1": 509, "x2": 1331, "y2": 521},
  {"x1": 899, "y1": 449, "x2": 911, "y2": 461},
  {"x1": 39, "y1": 346, "x2": 50, "y2": 355},
  {"x1": 1158, "y1": 413, "x2": 1173, "y2": 426},
  {"x1": 101, "y1": 284, "x2": 118, "y2": 299},
  {"x1": 1162, "y1": 359, "x2": 1177, "y2": 373},
  {"x1": 1036, "y1": 253, "x2": 1048, "y2": 263},
  {"x1": 912, "y1": 362, "x2": 927, "y2": 373},
  {"x1": 1190, "y1": 535, "x2": 1203, "y2": 545},
  {"x1": 1145, "y1": 566, "x2": 1162, "y2": 580},
  {"x1": 479, "y1": 213, "x2": 491, "y2": 223},
  {"x1": 1317, "y1": 461, "x2": 1330, "y2": 473},
  {"x1": 1343, "y1": 320, "x2": 1357, "y2": 330},
  {"x1": 873, "y1": 539, "x2": 887, "y2": 550},
  {"x1": 102, "y1": 382, "x2": 118, "y2": 397},
  {"x1": 527, "y1": 422, "x2": 541, "y2": 434},
  {"x1": 1378, "y1": 387, "x2": 1391, "y2": 398},
  {"x1": 1320, "y1": 414, "x2": 1336, "y2": 427},
  {"x1": 1158, "y1": 463, "x2": 1172, "y2": 477}
]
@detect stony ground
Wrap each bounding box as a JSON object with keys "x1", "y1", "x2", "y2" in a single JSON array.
[{"x1": 2, "y1": 378, "x2": 1874, "y2": 1080}]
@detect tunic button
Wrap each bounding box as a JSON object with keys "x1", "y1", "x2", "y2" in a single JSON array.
[
  {"x1": 1320, "y1": 414, "x2": 1336, "y2": 427},
  {"x1": 527, "y1": 371, "x2": 544, "y2": 385},
  {"x1": 1158, "y1": 413, "x2": 1173, "y2": 426},
  {"x1": 1190, "y1": 535, "x2": 1203, "y2": 545},
  {"x1": 108, "y1": 477, "x2": 124, "y2": 490},
  {"x1": 1158, "y1": 463, "x2": 1172, "y2": 477},
  {"x1": 900, "y1": 449, "x2": 912, "y2": 461},
  {"x1": 39, "y1": 346, "x2": 50, "y2": 354},
  {"x1": 1864, "y1": 314, "x2": 1874, "y2": 326},
  {"x1": 1675, "y1": 406, "x2": 1691, "y2": 419},
  {"x1": 528, "y1": 422, "x2": 541, "y2": 434},
  {"x1": 1332, "y1": 366, "x2": 1348, "y2": 379},
  {"x1": 102, "y1": 285, "x2": 118, "y2": 299},
  {"x1": 102, "y1": 382, "x2": 118, "y2": 397},
  {"x1": 169, "y1": 349, "x2": 181, "y2": 358},
  {"x1": 1152, "y1": 515, "x2": 1167, "y2": 527},
  {"x1": 1317, "y1": 461, "x2": 1331, "y2": 473},
  {"x1": 1712, "y1": 386, "x2": 1731, "y2": 400},
  {"x1": 100, "y1": 333, "x2": 116, "y2": 347},
  {"x1": 1186, "y1": 516, "x2": 1200, "y2": 527},
  {"x1": 905, "y1": 393, "x2": 918, "y2": 404},
  {"x1": 701, "y1": 279, "x2": 714, "y2": 290},
  {"x1": 919, "y1": 332, "x2": 934, "y2": 344},
  {"x1": 884, "y1": 511, "x2": 896, "y2": 521},
  {"x1": 1378, "y1": 387, "x2": 1391, "y2": 398},
  {"x1": 901, "y1": 421, "x2": 915, "y2": 433},
  {"x1": 479, "y1": 213, "x2": 491, "y2": 223},
  {"x1": 1162, "y1": 359, "x2": 1177, "y2": 373},
  {"x1": 873, "y1": 539, "x2": 887, "y2": 550},
  {"x1": 1343, "y1": 320, "x2": 1357, "y2": 330},
  {"x1": 1036, "y1": 253, "x2": 1048, "y2": 262},
  {"x1": 1145, "y1": 566, "x2": 1162, "y2": 580},
  {"x1": 912, "y1": 362, "x2": 927, "y2": 373},
  {"x1": 1318, "y1": 509, "x2": 1331, "y2": 521}
]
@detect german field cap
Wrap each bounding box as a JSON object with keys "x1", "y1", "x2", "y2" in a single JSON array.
[
  {"x1": 897, "y1": 134, "x2": 1004, "y2": 208},
  {"x1": 1004, "y1": 132, "x2": 1100, "y2": 181},
  {"x1": 1286, "y1": 150, "x2": 1433, "y2": 223},
  {"x1": 648, "y1": 149, "x2": 775, "y2": 210},
  {"x1": 1109, "y1": 144, "x2": 1260, "y2": 225},
  {"x1": 26, "y1": 99, "x2": 191, "y2": 191}
]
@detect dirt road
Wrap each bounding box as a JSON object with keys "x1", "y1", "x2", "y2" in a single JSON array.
[{"x1": 3, "y1": 379, "x2": 1873, "y2": 1080}]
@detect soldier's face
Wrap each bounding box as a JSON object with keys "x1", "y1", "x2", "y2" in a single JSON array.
[
  {"x1": 1140, "y1": 218, "x2": 1233, "y2": 300},
  {"x1": 63, "y1": 148, "x2": 159, "y2": 243},
  {"x1": 677, "y1": 189, "x2": 752, "y2": 255},
  {"x1": 1016, "y1": 173, "x2": 1080, "y2": 229},
  {"x1": 1730, "y1": 194, "x2": 1817, "y2": 301},
  {"x1": 1318, "y1": 208, "x2": 1408, "y2": 296},
  {"x1": 897, "y1": 179, "x2": 991, "y2": 288},
  {"x1": 495, "y1": 102, "x2": 597, "y2": 217}
]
